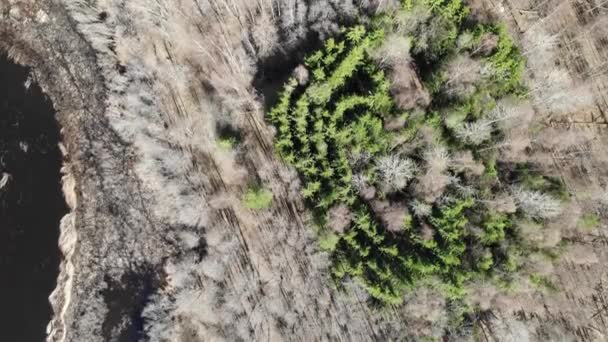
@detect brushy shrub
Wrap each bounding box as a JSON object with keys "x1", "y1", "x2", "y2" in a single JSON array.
[
  {"x1": 217, "y1": 136, "x2": 237, "y2": 150},
  {"x1": 243, "y1": 186, "x2": 273, "y2": 210}
]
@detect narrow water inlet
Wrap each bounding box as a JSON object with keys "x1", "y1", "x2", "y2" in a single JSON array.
[{"x1": 0, "y1": 54, "x2": 67, "y2": 341}]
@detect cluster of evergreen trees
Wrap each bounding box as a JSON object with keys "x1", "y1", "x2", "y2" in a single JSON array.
[
  {"x1": 267, "y1": 0, "x2": 560, "y2": 308},
  {"x1": 268, "y1": 26, "x2": 391, "y2": 210}
]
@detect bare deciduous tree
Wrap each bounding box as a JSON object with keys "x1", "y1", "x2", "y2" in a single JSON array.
[
  {"x1": 251, "y1": 12, "x2": 279, "y2": 58},
  {"x1": 521, "y1": 25, "x2": 596, "y2": 115},
  {"x1": 416, "y1": 146, "x2": 453, "y2": 202},
  {"x1": 472, "y1": 33, "x2": 499, "y2": 57},
  {"x1": 485, "y1": 193, "x2": 517, "y2": 213},
  {"x1": 353, "y1": 173, "x2": 376, "y2": 200},
  {"x1": 328, "y1": 203, "x2": 353, "y2": 233},
  {"x1": 513, "y1": 187, "x2": 562, "y2": 219},
  {"x1": 411, "y1": 199, "x2": 432, "y2": 218},
  {"x1": 455, "y1": 104, "x2": 514, "y2": 145},
  {"x1": 372, "y1": 0, "x2": 403, "y2": 13},
  {"x1": 352, "y1": 173, "x2": 368, "y2": 192},
  {"x1": 456, "y1": 31, "x2": 475, "y2": 51},
  {"x1": 450, "y1": 150, "x2": 485, "y2": 176},
  {"x1": 393, "y1": 4, "x2": 431, "y2": 36},
  {"x1": 522, "y1": 25, "x2": 560, "y2": 65},
  {"x1": 294, "y1": 64, "x2": 309, "y2": 85},
  {"x1": 389, "y1": 61, "x2": 431, "y2": 110},
  {"x1": 376, "y1": 154, "x2": 417, "y2": 193},
  {"x1": 425, "y1": 145, "x2": 450, "y2": 174},
  {"x1": 349, "y1": 151, "x2": 372, "y2": 171},
  {"x1": 371, "y1": 199, "x2": 409, "y2": 232},
  {"x1": 529, "y1": 69, "x2": 595, "y2": 115},
  {"x1": 372, "y1": 34, "x2": 412, "y2": 67},
  {"x1": 412, "y1": 16, "x2": 449, "y2": 58},
  {"x1": 441, "y1": 55, "x2": 487, "y2": 98},
  {"x1": 455, "y1": 120, "x2": 494, "y2": 145}
]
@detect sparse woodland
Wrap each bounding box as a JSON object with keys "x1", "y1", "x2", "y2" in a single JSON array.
[{"x1": 3, "y1": 0, "x2": 608, "y2": 340}]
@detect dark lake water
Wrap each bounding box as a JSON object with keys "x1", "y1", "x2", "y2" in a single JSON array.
[{"x1": 0, "y1": 55, "x2": 67, "y2": 341}]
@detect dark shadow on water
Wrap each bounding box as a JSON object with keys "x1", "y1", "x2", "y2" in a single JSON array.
[
  {"x1": 101, "y1": 268, "x2": 160, "y2": 342},
  {"x1": 0, "y1": 54, "x2": 67, "y2": 341}
]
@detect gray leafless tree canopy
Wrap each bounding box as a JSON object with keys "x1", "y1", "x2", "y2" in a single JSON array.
[
  {"x1": 376, "y1": 154, "x2": 417, "y2": 193},
  {"x1": 513, "y1": 188, "x2": 562, "y2": 220}
]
